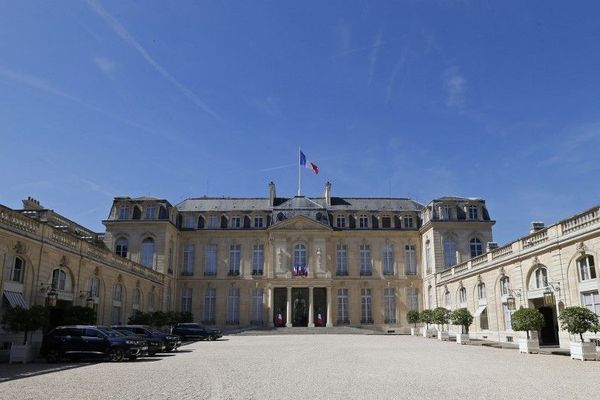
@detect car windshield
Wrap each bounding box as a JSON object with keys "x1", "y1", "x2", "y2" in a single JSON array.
[{"x1": 98, "y1": 327, "x2": 126, "y2": 337}]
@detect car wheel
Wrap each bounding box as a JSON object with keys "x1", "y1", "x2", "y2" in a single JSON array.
[
  {"x1": 210, "y1": 336, "x2": 217, "y2": 341},
  {"x1": 46, "y1": 349, "x2": 60, "y2": 363},
  {"x1": 128, "y1": 355, "x2": 138, "y2": 361},
  {"x1": 108, "y1": 348, "x2": 124, "y2": 362}
]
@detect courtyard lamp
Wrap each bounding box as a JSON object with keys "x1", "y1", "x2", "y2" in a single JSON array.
[
  {"x1": 40, "y1": 283, "x2": 58, "y2": 307},
  {"x1": 543, "y1": 282, "x2": 560, "y2": 306},
  {"x1": 506, "y1": 289, "x2": 522, "y2": 311},
  {"x1": 80, "y1": 290, "x2": 95, "y2": 308}
]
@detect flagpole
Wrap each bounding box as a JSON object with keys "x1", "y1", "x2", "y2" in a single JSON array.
[{"x1": 297, "y1": 146, "x2": 301, "y2": 196}]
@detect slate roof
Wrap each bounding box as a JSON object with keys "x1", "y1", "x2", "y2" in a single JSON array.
[{"x1": 177, "y1": 198, "x2": 270, "y2": 212}]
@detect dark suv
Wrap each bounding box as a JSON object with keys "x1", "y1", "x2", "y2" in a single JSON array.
[
  {"x1": 40, "y1": 326, "x2": 148, "y2": 362},
  {"x1": 171, "y1": 323, "x2": 222, "y2": 341},
  {"x1": 113, "y1": 325, "x2": 181, "y2": 354}
]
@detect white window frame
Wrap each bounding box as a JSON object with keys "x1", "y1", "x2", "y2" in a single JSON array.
[
  {"x1": 203, "y1": 288, "x2": 216, "y2": 323},
  {"x1": 425, "y1": 240, "x2": 432, "y2": 274},
  {"x1": 208, "y1": 215, "x2": 219, "y2": 229},
  {"x1": 229, "y1": 244, "x2": 241, "y2": 275},
  {"x1": 204, "y1": 244, "x2": 218, "y2": 276},
  {"x1": 403, "y1": 215, "x2": 414, "y2": 229},
  {"x1": 459, "y1": 287, "x2": 467, "y2": 306},
  {"x1": 336, "y1": 215, "x2": 346, "y2": 228},
  {"x1": 231, "y1": 216, "x2": 241, "y2": 229},
  {"x1": 578, "y1": 255, "x2": 596, "y2": 281},
  {"x1": 500, "y1": 277, "x2": 510, "y2": 296},
  {"x1": 470, "y1": 238, "x2": 483, "y2": 258},
  {"x1": 254, "y1": 216, "x2": 264, "y2": 228},
  {"x1": 468, "y1": 205, "x2": 479, "y2": 220},
  {"x1": 252, "y1": 244, "x2": 264, "y2": 275},
  {"x1": 227, "y1": 287, "x2": 240, "y2": 324},
  {"x1": 384, "y1": 288, "x2": 396, "y2": 324},
  {"x1": 383, "y1": 245, "x2": 394, "y2": 275},
  {"x1": 181, "y1": 287, "x2": 193, "y2": 313},
  {"x1": 408, "y1": 287, "x2": 419, "y2": 311},
  {"x1": 359, "y1": 215, "x2": 369, "y2": 228},
  {"x1": 182, "y1": 244, "x2": 195, "y2": 275},
  {"x1": 533, "y1": 267, "x2": 548, "y2": 289},
  {"x1": 443, "y1": 238, "x2": 457, "y2": 267},
  {"x1": 9, "y1": 256, "x2": 25, "y2": 283},
  {"x1": 361, "y1": 288, "x2": 373, "y2": 324},
  {"x1": 145, "y1": 205, "x2": 156, "y2": 219},
  {"x1": 404, "y1": 245, "x2": 416, "y2": 275},
  {"x1": 118, "y1": 205, "x2": 129, "y2": 220},
  {"x1": 336, "y1": 244, "x2": 348, "y2": 275},
  {"x1": 478, "y1": 283, "x2": 486, "y2": 300},
  {"x1": 581, "y1": 291, "x2": 600, "y2": 317},
  {"x1": 337, "y1": 288, "x2": 349, "y2": 324},
  {"x1": 115, "y1": 237, "x2": 128, "y2": 258},
  {"x1": 360, "y1": 244, "x2": 372, "y2": 276},
  {"x1": 293, "y1": 244, "x2": 307, "y2": 270},
  {"x1": 141, "y1": 238, "x2": 155, "y2": 268},
  {"x1": 251, "y1": 288, "x2": 263, "y2": 323}
]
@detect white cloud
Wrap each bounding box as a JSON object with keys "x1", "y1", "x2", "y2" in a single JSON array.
[
  {"x1": 250, "y1": 96, "x2": 282, "y2": 117},
  {"x1": 444, "y1": 66, "x2": 466, "y2": 108},
  {"x1": 93, "y1": 56, "x2": 116, "y2": 75},
  {"x1": 368, "y1": 30, "x2": 384, "y2": 85}
]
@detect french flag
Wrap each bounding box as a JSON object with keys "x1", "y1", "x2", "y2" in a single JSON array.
[{"x1": 299, "y1": 151, "x2": 319, "y2": 174}]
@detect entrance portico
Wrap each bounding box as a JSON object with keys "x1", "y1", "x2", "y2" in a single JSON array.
[{"x1": 273, "y1": 286, "x2": 332, "y2": 328}]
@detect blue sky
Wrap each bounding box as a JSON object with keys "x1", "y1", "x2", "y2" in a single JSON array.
[{"x1": 1, "y1": 1, "x2": 599, "y2": 244}]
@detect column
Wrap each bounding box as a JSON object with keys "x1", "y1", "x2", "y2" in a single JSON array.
[
  {"x1": 286, "y1": 286, "x2": 292, "y2": 327},
  {"x1": 326, "y1": 286, "x2": 333, "y2": 327},
  {"x1": 267, "y1": 286, "x2": 274, "y2": 327},
  {"x1": 308, "y1": 287, "x2": 315, "y2": 327}
]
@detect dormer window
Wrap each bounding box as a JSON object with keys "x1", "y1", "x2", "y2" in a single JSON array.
[
  {"x1": 336, "y1": 215, "x2": 346, "y2": 228},
  {"x1": 231, "y1": 216, "x2": 241, "y2": 228},
  {"x1": 468, "y1": 205, "x2": 478, "y2": 220},
  {"x1": 254, "y1": 216, "x2": 264, "y2": 228},
  {"x1": 118, "y1": 205, "x2": 129, "y2": 220},
  {"x1": 208, "y1": 215, "x2": 219, "y2": 228},
  {"x1": 359, "y1": 215, "x2": 369, "y2": 228},
  {"x1": 441, "y1": 205, "x2": 451, "y2": 220},
  {"x1": 145, "y1": 205, "x2": 156, "y2": 219},
  {"x1": 381, "y1": 216, "x2": 391, "y2": 229},
  {"x1": 403, "y1": 215, "x2": 414, "y2": 228},
  {"x1": 184, "y1": 216, "x2": 195, "y2": 229}
]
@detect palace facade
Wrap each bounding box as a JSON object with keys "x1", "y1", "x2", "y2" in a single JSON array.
[{"x1": 1, "y1": 182, "x2": 599, "y2": 350}]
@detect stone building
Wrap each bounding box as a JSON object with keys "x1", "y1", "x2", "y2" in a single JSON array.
[{"x1": 1, "y1": 182, "x2": 599, "y2": 351}]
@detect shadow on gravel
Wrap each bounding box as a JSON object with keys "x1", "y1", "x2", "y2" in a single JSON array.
[{"x1": 0, "y1": 361, "x2": 97, "y2": 383}]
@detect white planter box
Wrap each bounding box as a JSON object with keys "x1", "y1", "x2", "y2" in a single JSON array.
[
  {"x1": 456, "y1": 334, "x2": 470, "y2": 345},
  {"x1": 518, "y1": 338, "x2": 539, "y2": 354},
  {"x1": 422, "y1": 328, "x2": 437, "y2": 338},
  {"x1": 438, "y1": 331, "x2": 449, "y2": 341},
  {"x1": 570, "y1": 342, "x2": 596, "y2": 361},
  {"x1": 410, "y1": 328, "x2": 419, "y2": 336},
  {"x1": 9, "y1": 344, "x2": 37, "y2": 364}
]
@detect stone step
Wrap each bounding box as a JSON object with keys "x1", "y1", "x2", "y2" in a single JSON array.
[{"x1": 230, "y1": 326, "x2": 380, "y2": 335}]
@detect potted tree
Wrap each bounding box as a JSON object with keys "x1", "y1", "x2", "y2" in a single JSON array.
[
  {"x1": 1, "y1": 305, "x2": 48, "y2": 363},
  {"x1": 511, "y1": 307, "x2": 544, "y2": 354},
  {"x1": 419, "y1": 309, "x2": 436, "y2": 338},
  {"x1": 407, "y1": 310, "x2": 420, "y2": 336},
  {"x1": 558, "y1": 306, "x2": 599, "y2": 361},
  {"x1": 450, "y1": 308, "x2": 473, "y2": 345},
  {"x1": 433, "y1": 307, "x2": 451, "y2": 341}
]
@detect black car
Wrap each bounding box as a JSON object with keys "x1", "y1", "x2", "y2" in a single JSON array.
[
  {"x1": 113, "y1": 325, "x2": 181, "y2": 354},
  {"x1": 40, "y1": 325, "x2": 148, "y2": 362},
  {"x1": 171, "y1": 323, "x2": 222, "y2": 341}
]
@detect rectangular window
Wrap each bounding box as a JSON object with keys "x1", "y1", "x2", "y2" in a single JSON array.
[
  {"x1": 336, "y1": 244, "x2": 348, "y2": 275},
  {"x1": 361, "y1": 288, "x2": 373, "y2": 324},
  {"x1": 182, "y1": 245, "x2": 195, "y2": 276},
  {"x1": 145, "y1": 205, "x2": 156, "y2": 219},
  {"x1": 337, "y1": 288, "x2": 349, "y2": 324},
  {"x1": 579, "y1": 256, "x2": 596, "y2": 281},
  {"x1": 404, "y1": 245, "x2": 417, "y2": 275},
  {"x1": 407, "y1": 287, "x2": 419, "y2": 311},
  {"x1": 381, "y1": 216, "x2": 391, "y2": 228},
  {"x1": 360, "y1": 245, "x2": 372, "y2": 276},
  {"x1": 359, "y1": 215, "x2": 369, "y2": 228},
  {"x1": 204, "y1": 244, "x2": 217, "y2": 276},
  {"x1": 251, "y1": 288, "x2": 263, "y2": 324},
  {"x1": 336, "y1": 215, "x2": 346, "y2": 228},
  {"x1": 442, "y1": 205, "x2": 451, "y2": 219},
  {"x1": 480, "y1": 308, "x2": 489, "y2": 330},
  {"x1": 582, "y1": 291, "x2": 600, "y2": 317},
  {"x1": 384, "y1": 288, "x2": 396, "y2": 324},
  {"x1": 118, "y1": 205, "x2": 129, "y2": 220},
  {"x1": 503, "y1": 303, "x2": 512, "y2": 331},
  {"x1": 184, "y1": 216, "x2": 195, "y2": 229},
  {"x1": 231, "y1": 216, "x2": 241, "y2": 228},
  {"x1": 208, "y1": 215, "x2": 219, "y2": 228},
  {"x1": 229, "y1": 244, "x2": 241, "y2": 275},
  {"x1": 403, "y1": 215, "x2": 414, "y2": 228},
  {"x1": 252, "y1": 245, "x2": 264, "y2": 275},
  {"x1": 203, "y1": 288, "x2": 216, "y2": 324},
  {"x1": 443, "y1": 239, "x2": 457, "y2": 268},
  {"x1": 227, "y1": 287, "x2": 240, "y2": 324},
  {"x1": 383, "y1": 245, "x2": 394, "y2": 275},
  {"x1": 181, "y1": 287, "x2": 192, "y2": 313},
  {"x1": 425, "y1": 241, "x2": 432, "y2": 274},
  {"x1": 254, "y1": 216, "x2": 264, "y2": 228},
  {"x1": 468, "y1": 205, "x2": 478, "y2": 220}
]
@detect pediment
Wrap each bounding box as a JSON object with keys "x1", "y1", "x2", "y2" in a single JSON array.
[
  {"x1": 268, "y1": 215, "x2": 332, "y2": 231},
  {"x1": 274, "y1": 196, "x2": 325, "y2": 210}
]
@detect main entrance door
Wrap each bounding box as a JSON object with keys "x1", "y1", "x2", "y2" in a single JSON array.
[
  {"x1": 538, "y1": 306, "x2": 559, "y2": 346},
  {"x1": 292, "y1": 288, "x2": 308, "y2": 327}
]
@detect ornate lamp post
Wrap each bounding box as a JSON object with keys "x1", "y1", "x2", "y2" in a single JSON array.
[
  {"x1": 506, "y1": 289, "x2": 522, "y2": 311},
  {"x1": 543, "y1": 282, "x2": 560, "y2": 306}
]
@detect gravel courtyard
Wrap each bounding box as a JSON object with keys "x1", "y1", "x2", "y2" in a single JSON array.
[{"x1": 2, "y1": 335, "x2": 600, "y2": 400}]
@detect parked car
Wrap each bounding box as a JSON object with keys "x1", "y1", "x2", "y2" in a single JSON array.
[
  {"x1": 40, "y1": 325, "x2": 148, "y2": 362},
  {"x1": 171, "y1": 323, "x2": 222, "y2": 341},
  {"x1": 112, "y1": 325, "x2": 181, "y2": 354}
]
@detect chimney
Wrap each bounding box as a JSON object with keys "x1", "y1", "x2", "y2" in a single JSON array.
[
  {"x1": 486, "y1": 242, "x2": 498, "y2": 252},
  {"x1": 324, "y1": 181, "x2": 332, "y2": 206},
  {"x1": 530, "y1": 221, "x2": 545, "y2": 234},
  {"x1": 22, "y1": 196, "x2": 44, "y2": 210},
  {"x1": 269, "y1": 182, "x2": 276, "y2": 206}
]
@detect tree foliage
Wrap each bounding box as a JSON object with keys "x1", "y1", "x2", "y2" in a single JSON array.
[
  {"x1": 407, "y1": 310, "x2": 420, "y2": 328},
  {"x1": 558, "y1": 306, "x2": 600, "y2": 342},
  {"x1": 511, "y1": 307, "x2": 544, "y2": 339},
  {"x1": 432, "y1": 307, "x2": 451, "y2": 330},
  {"x1": 419, "y1": 309, "x2": 434, "y2": 328},
  {"x1": 128, "y1": 310, "x2": 193, "y2": 329},
  {"x1": 450, "y1": 308, "x2": 474, "y2": 334},
  {"x1": 1, "y1": 305, "x2": 49, "y2": 344},
  {"x1": 63, "y1": 306, "x2": 97, "y2": 325}
]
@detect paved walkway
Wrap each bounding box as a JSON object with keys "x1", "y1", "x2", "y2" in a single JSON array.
[{"x1": 1, "y1": 335, "x2": 599, "y2": 399}]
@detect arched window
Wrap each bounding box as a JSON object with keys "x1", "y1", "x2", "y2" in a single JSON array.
[
  {"x1": 382, "y1": 244, "x2": 394, "y2": 275},
  {"x1": 115, "y1": 237, "x2": 128, "y2": 258},
  {"x1": 532, "y1": 267, "x2": 548, "y2": 289},
  {"x1": 198, "y1": 215, "x2": 205, "y2": 229},
  {"x1": 427, "y1": 285, "x2": 433, "y2": 308},
  {"x1": 9, "y1": 256, "x2": 25, "y2": 283},
  {"x1": 132, "y1": 206, "x2": 141, "y2": 220},
  {"x1": 293, "y1": 244, "x2": 307, "y2": 275},
  {"x1": 52, "y1": 268, "x2": 68, "y2": 291},
  {"x1": 132, "y1": 288, "x2": 141, "y2": 309},
  {"x1": 148, "y1": 292, "x2": 155, "y2": 311},
  {"x1": 443, "y1": 237, "x2": 457, "y2": 267},
  {"x1": 113, "y1": 284, "x2": 123, "y2": 302},
  {"x1": 444, "y1": 290, "x2": 451, "y2": 308},
  {"x1": 112, "y1": 284, "x2": 123, "y2": 324},
  {"x1": 477, "y1": 283, "x2": 486, "y2": 300},
  {"x1": 458, "y1": 287, "x2": 467, "y2": 305},
  {"x1": 578, "y1": 255, "x2": 596, "y2": 281},
  {"x1": 470, "y1": 238, "x2": 483, "y2": 258},
  {"x1": 141, "y1": 238, "x2": 155, "y2": 268},
  {"x1": 425, "y1": 240, "x2": 432, "y2": 274},
  {"x1": 500, "y1": 277, "x2": 510, "y2": 296},
  {"x1": 158, "y1": 206, "x2": 168, "y2": 219},
  {"x1": 89, "y1": 276, "x2": 100, "y2": 298}
]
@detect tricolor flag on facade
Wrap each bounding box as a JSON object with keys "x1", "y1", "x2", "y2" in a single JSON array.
[{"x1": 299, "y1": 150, "x2": 319, "y2": 175}]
